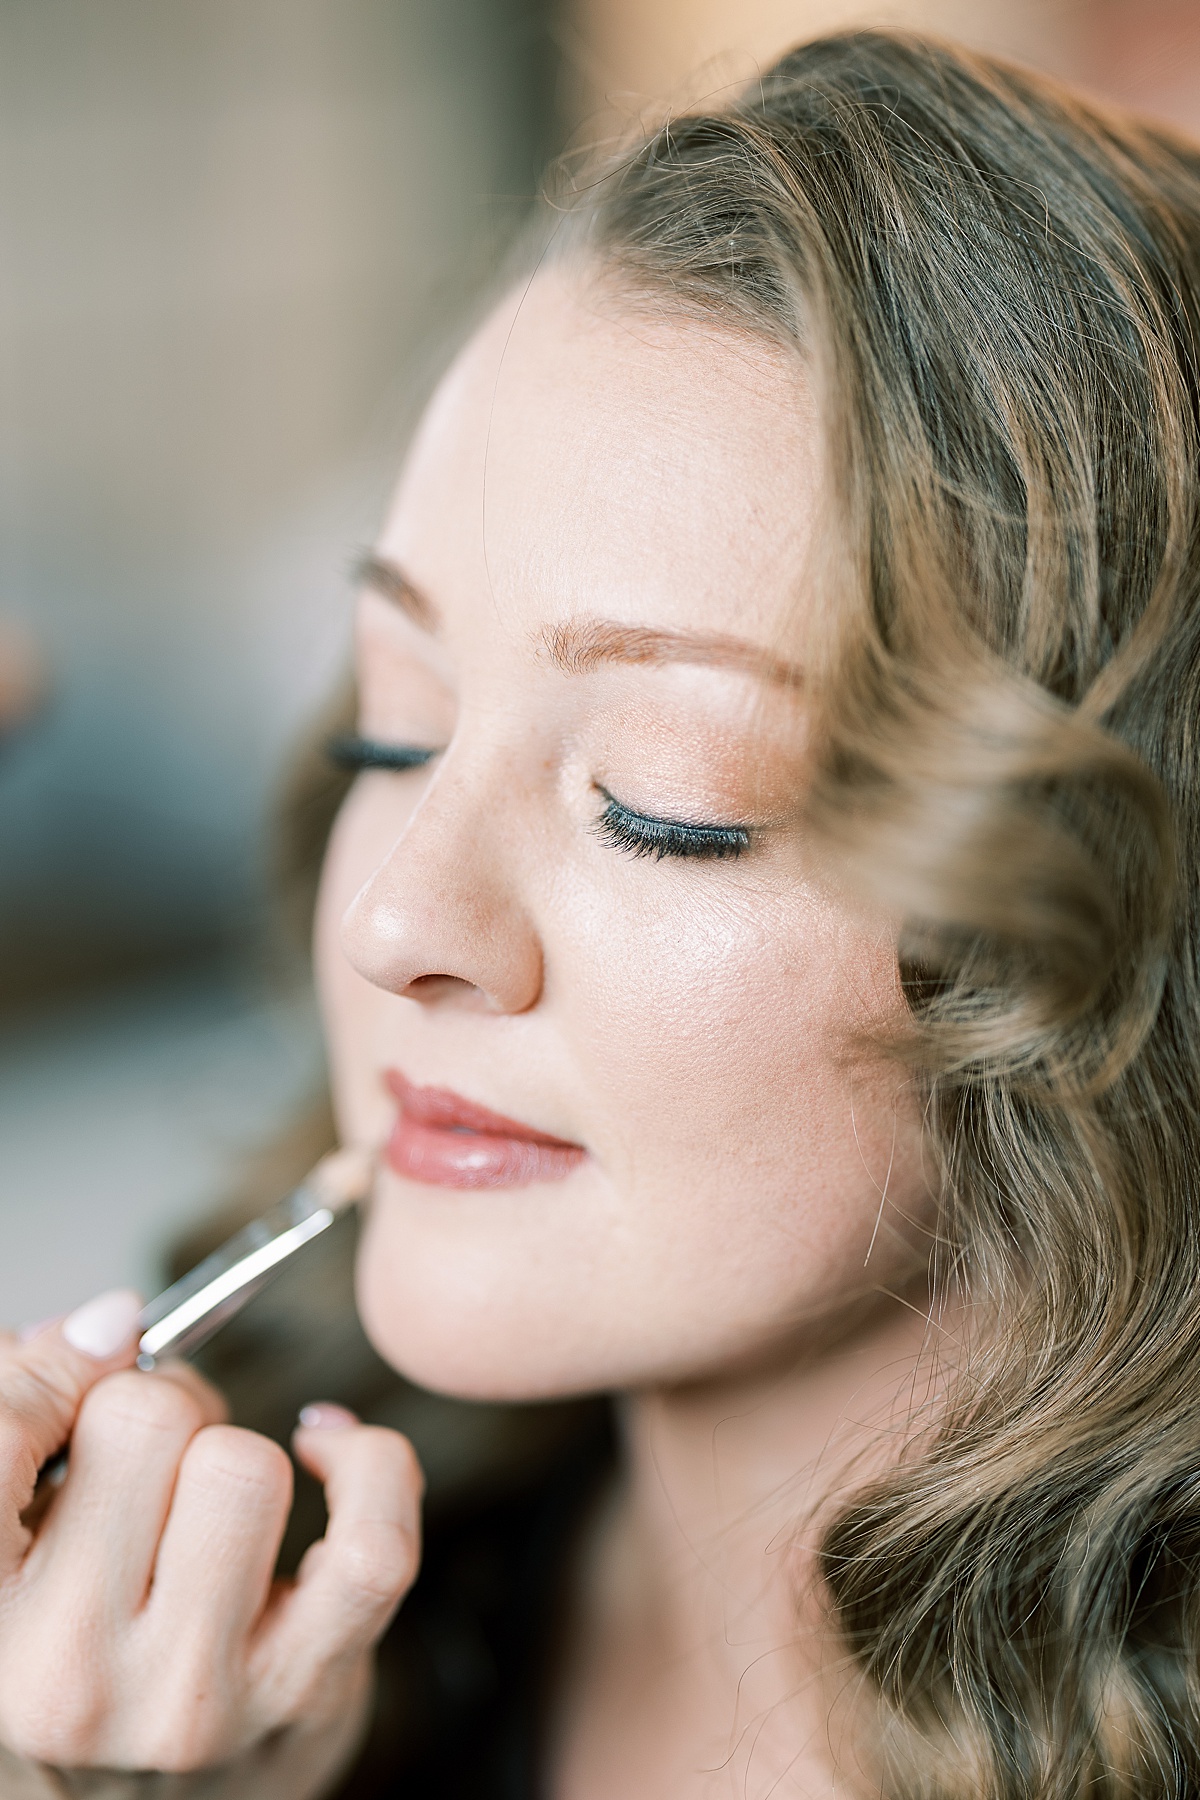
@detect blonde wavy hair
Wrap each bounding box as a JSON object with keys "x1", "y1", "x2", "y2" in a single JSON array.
[{"x1": 558, "y1": 30, "x2": 1200, "y2": 1800}]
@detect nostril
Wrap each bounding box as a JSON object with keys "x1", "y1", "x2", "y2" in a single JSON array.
[{"x1": 403, "y1": 973, "x2": 485, "y2": 1002}]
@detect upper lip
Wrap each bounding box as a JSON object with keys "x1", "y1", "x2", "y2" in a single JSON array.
[{"x1": 384, "y1": 1069, "x2": 583, "y2": 1147}]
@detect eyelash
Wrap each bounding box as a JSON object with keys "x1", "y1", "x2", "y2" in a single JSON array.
[
  {"x1": 593, "y1": 787, "x2": 750, "y2": 861},
  {"x1": 325, "y1": 740, "x2": 750, "y2": 863},
  {"x1": 326, "y1": 733, "x2": 439, "y2": 773}
]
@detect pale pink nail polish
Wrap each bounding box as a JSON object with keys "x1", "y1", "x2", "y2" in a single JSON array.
[
  {"x1": 297, "y1": 1402, "x2": 358, "y2": 1431},
  {"x1": 62, "y1": 1289, "x2": 142, "y2": 1360}
]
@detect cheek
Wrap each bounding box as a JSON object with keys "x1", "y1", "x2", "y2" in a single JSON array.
[{"x1": 559, "y1": 871, "x2": 920, "y2": 1302}]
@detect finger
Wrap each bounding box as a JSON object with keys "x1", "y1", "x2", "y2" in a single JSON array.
[
  {"x1": 0, "y1": 1290, "x2": 142, "y2": 1576},
  {"x1": 131, "y1": 1357, "x2": 230, "y2": 1421},
  {"x1": 3, "y1": 1315, "x2": 64, "y2": 1348},
  {"x1": 143, "y1": 1425, "x2": 293, "y2": 1653},
  {"x1": 255, "y1": 1414, "x2": 421, "y2": 1711},
  {"x1": 28, "y1": 1366, "x2": 226, "y2": 1612}
]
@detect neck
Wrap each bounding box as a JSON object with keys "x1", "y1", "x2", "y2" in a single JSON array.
[
  {"x1": 560, "y1": 1291, "x2": 942, "y2": 1798},
  {"x1": 625, "y1": 1291, "x2": 936, "y2": 1646}
]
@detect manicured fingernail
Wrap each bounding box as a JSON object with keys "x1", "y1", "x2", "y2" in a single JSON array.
[
  {"x1": 19, "y1": 1314, "x2": 64, "y2": 1343},
  {"x1": 297, "y1": 1402, "x2": 358, "y2": 1431},
  {"x1": 62, "y1": 1289, "x2": 142, "y2": 1360}
]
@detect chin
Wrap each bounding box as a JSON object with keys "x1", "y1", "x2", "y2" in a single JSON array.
[
  {"x1": 354, "y1": 1278, "x2": 609, "y2": 1403},
  {"x1": 352, "y1": 1196, "x2": 611, "y2": 1403},
  {"x1": 350, "y1": 1168, "x2": 827, "y2": 1400}
]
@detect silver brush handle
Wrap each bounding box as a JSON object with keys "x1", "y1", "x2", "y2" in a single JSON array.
[
  {"x1": 135, "y1": 1183, "x2": 338, "y2": 1369},
  {"x1": 133, "y1": 1147, "x2": 370, "y2": 1370}
]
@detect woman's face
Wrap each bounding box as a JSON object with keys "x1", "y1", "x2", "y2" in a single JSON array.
[{"x1": 316, "y1": 269, "x2": 927, "y2": 1400}]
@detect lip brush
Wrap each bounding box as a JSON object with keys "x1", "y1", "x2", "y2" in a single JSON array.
[
  {"x1": 30, "y1": 1147, "x2": 373, "y2": 1504},
  {"x1": 134, "y1": 1146, "x2": 373, "y2": 1369}
]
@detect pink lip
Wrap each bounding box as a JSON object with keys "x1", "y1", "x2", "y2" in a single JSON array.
[{"x1": 383, "y1": 1069, "x2": 587, "y2": 1190}]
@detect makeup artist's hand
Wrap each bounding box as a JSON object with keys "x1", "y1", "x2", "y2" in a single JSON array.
[{"x1": 0, "y1": 1290, "x2": 422, "y2": 1793}]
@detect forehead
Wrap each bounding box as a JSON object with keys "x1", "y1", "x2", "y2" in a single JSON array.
[{"x1": 379, "y1": 267, "x2": 822, "y2": 651}]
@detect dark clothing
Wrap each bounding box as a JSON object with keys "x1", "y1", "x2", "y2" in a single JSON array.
[{"x1": 334, "y1": 1408, "x2": 614, "y2": 1800}]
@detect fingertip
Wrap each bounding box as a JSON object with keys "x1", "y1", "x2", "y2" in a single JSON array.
[
  {"x1": 293, "y1": 1417, "x2": 423, "y2": 1517},
  {"x1": 296, "y1": 1402, "x2": 359, "y2": 1433},
  {"x1": 60, "y1": 1289, "x2": 143, "y2": 1362}
]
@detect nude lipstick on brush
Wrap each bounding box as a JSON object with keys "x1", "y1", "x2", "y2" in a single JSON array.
[
  {"x1": 384, "y1": 1070, "x2": 586, "y2": 1188},
  {"x1": 134, "y1": 1146, "x2": 373, "y2": 1369}
]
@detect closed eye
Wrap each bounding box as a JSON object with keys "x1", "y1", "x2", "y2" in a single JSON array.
[
  {"x1": 593, "y1": 787, "x2": 750, "y2": 861},
  {"x1": 326, "y1": 732, "x2": 440, "y2": 772}
]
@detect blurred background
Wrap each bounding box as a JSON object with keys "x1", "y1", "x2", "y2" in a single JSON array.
[{"x1": 2, "y1": 0, "x2": 1199, "y2": 1327}]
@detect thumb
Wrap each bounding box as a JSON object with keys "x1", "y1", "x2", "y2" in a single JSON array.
[{"x1": 0, "y1": 1289, "x2": 142, "y2": 1564}]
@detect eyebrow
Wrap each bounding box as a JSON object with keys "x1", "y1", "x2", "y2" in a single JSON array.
[
  {"x1": 356, "y1": 553, "x2": 440, "y2": 633},
  {"x1": 357, "y1": 552, "x2": 804, "y2": 689},
  {"x1": 543, "y1": 619, "x2": 804, "y2": 688}
]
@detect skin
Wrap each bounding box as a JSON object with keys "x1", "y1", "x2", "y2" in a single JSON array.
[
  {"x1": 0, "y1": 1314, "x2": 420, "y2": 1787},
  {"x1": 319, "y1": 270, "x2": 929, "y2": 1400},
  {"x1": 0, "y1": 266, "x2": 935, "y2": 1795},
  {"x1": 317, "y1": 268, "x2": 938, "y2": 1795}
]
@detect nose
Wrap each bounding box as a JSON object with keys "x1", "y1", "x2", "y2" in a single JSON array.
[{"x1": 339, "y1": 757, "x2": 544, "y2": 1015}]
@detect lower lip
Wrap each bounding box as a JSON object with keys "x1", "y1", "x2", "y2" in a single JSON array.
[{"x1": 384, "y1": 1077, "x2": 586, "y2": 1191}]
